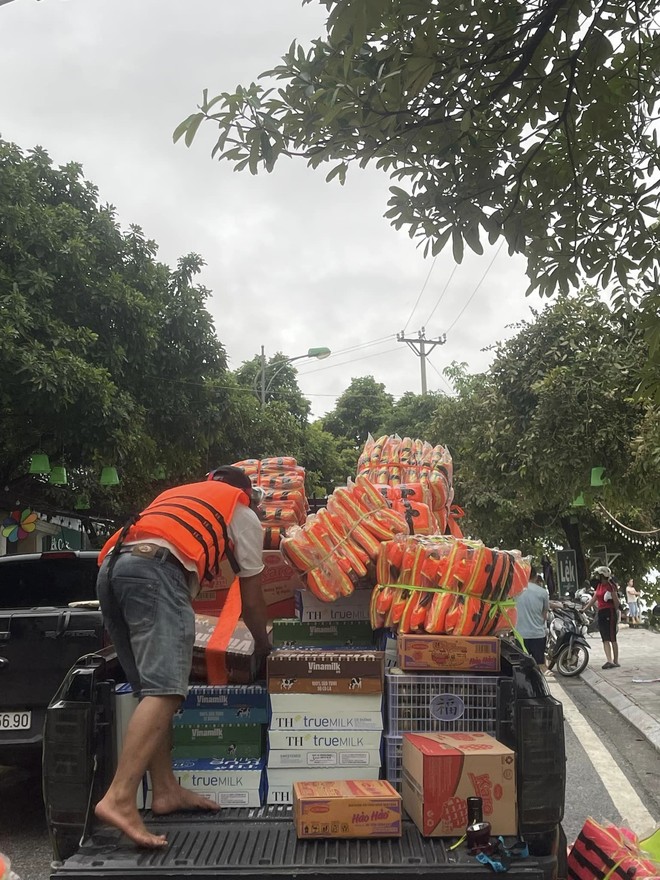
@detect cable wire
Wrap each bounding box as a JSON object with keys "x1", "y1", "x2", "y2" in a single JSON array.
[
  {"x1": 444, "y1": 242, "x2": 504, "y2": 335},
  {"x1": 402, "y1": 256, "x2": 437, "y2": 333},
  {"x1": 425, "y1": 263, "x2": 458, "y2": 327}
]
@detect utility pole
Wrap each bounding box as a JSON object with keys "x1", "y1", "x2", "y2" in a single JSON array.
[
  {"x1": 260, "y1": 345, "x2": 267, "y2": 406},
  {"x1": 397, "y1": 327, "x2": 447, "y2": 395}
]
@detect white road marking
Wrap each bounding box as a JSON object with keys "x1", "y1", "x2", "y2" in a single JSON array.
[{"x1": 547, "y1": 679, "x2": 657, "y2": 831}]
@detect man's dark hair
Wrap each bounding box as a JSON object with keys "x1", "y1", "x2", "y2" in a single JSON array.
[{"x1": 529, "y1": 564, "x2": 538, "y2": 579}]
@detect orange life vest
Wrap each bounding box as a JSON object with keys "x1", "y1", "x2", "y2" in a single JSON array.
[{"x1": 98, "y1": 481, "x2": 248, "y2": 583}]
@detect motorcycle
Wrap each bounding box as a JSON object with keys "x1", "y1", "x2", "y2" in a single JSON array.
[{"x1": 546, "y1": 601, "x2": 591, "y2": 677}]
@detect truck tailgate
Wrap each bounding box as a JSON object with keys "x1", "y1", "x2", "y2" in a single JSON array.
[{"x1": 52, "y1": 808, "x2": 558, "y2": 879}]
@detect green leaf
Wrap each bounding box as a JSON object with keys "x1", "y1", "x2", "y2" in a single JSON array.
[
  {"x1": 183, "y1": 113, "x2": 205, "y2": 147},
  {"x1": 452, "y1": 228, "x2": 464, "y2": 264}
]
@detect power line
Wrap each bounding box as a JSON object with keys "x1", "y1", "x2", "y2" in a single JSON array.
[
  {"x1": 324, "y1": 334, "x2": 397, "y2": 358},
  {"x1": 425, "y1": 263, "x2": 458, "y2": 327},
  {"x1": 402, "y1": 256, "x2": 437, "y2": 333},
  {"x1": 427, "y1": 357, "x2": 455, "y2": 395},
  {"x1": 298, "y1": 345, "x2": 402, "y2": 375},
  {"x1": 396, "y1": 328, "x2": 446, "y2": 395},
  {"x1": 444, "y1": 242, "x2": 504, "y2": 335}
]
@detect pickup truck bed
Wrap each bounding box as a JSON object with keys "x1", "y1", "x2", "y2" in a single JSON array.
[{"x1": 53, "y1": 807, "x2": 560, "y2": 879}]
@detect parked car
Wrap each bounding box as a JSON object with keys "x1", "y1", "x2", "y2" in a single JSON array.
[{"x1": 0, "y1": 550, "x2": 103, "y2": 766}]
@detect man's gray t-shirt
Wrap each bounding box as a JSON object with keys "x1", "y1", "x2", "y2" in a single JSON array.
[{"x1": 515, "y1": 582, "x2": 549, "y2": 639}]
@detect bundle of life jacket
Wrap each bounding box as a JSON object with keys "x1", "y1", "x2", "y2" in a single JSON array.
[
  {"x1": 233, "y1": 457, "x2": 307, "y2": 550},
  {"x1": 567, "y1": 818, "x2": 660, "y2": 880},
  {"x1": 357, "y1": 434, "x2": 454, "y2": 534},
  {"x1": 370, "y1": 535, "x2": 530, "y2": 636},
  {"x1": 280, "y1": 475, "x2": 410, "y2": 602}
]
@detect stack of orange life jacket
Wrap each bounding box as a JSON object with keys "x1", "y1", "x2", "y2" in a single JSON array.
[
  {"x1": 280, "y1": 475, "x2": 409, "y2": 602},
  {"x1": 370, "y1": 535, "x2": 530, "y2": 636},
  {"x1": 233, "y1": 457, "x2": 307, "y2": 550}
]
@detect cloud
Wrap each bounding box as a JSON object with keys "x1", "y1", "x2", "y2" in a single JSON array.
[{"x1": 0, "y1": 0, "x2": 541, "y2": 419}]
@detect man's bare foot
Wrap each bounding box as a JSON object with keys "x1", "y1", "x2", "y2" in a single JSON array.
[
  {"x1": 95, "y1": 796, "x2": 168, "y2": 848},
  {"x1": 152, "y1": 786, "x2": 221, "y2": 816}
]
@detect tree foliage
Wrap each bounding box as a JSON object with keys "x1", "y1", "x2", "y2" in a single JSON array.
[
  {"x1": 321, "y1": 375, "x2": 394, "y2": 446},
  {"x1": 178, "y1": 0, "x2": 660, "y2": 392},
  {"x1": 433, "y1": 290, "x2": 660, "y2": 581},
  {"x1": 0, "y1": 140, "x2": 235, "y2": 514}
]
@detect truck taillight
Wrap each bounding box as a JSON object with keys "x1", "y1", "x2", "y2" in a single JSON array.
[{"x1": 517, "y1": 698, "x2": 565, "y2": 833}]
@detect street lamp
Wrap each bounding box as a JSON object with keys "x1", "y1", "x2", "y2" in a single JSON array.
[{"x1": 257, "y1": 346, "x2": 331, "y2": 406}]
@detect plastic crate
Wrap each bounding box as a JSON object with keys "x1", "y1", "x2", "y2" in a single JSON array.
[
  {"x1": 383, "y1": 734, "x2": 403, "y2": 791},
  {"x1": 386, "y1": 671, "x2": 500, "y2": 736}
]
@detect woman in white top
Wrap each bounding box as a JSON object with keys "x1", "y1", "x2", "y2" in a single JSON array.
[{"x1": 626, "y1": 579, "x2": 640, "y2": 626}]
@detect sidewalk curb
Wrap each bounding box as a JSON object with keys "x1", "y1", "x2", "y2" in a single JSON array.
[{"x1": 580, "y1": 666, "x2": 660, "y2": 754}]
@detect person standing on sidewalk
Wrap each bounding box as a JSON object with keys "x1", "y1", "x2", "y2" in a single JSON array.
[
  {"x1": 584, "y1": 566, "x2": 620, "y2": 669},
  {"x1": 515, "y1": 565, "x2": 549, "y2": 670},
  {"x1": 626, "y1": 578, "x2": 641, "y2": 626}
]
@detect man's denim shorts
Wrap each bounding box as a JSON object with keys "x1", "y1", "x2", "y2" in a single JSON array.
[{"x1": 97, "y1": 550, "x2": 195, "y2": 698}]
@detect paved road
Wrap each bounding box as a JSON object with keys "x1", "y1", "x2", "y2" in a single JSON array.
[{"x1": 2, "y1": 672, "x2": 659, "y2": 880}]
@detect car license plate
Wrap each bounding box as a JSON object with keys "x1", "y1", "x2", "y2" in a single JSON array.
[{"x1": 0, "y1": 710, "x2": 31, "y2": 731}]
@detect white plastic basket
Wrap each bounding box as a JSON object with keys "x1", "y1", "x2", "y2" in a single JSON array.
[
  {"x1": 383, "y1": 734, "x2": 403, "y2": 792},
  {"x1": 385, "y1": 671, "x2": 500, "y2": 736}
]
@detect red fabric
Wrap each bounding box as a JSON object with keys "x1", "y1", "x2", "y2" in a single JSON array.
[
  {"x1": 595, "y1": 582, "x2": 616, "y2": 610},
  {"x1": 205, "y1": 579, "x2": 243, "y2": 685}
]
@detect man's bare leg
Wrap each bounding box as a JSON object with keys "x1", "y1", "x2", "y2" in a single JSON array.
[
  {"x1": 603, "y1": 641, "x2": 613, "y2": 663},
  {"x1": 95, "y1": 695, "x2": 180, "y2": 847},
  {"x1": 149, "y1": 727, "x2": 221, "y2": 815}
]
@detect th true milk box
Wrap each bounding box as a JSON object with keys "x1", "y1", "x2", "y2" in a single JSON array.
[
  {"x1": 268, "y1": 650, "x2": 384, "y2": 695},
  {"x1": 268, "y1": 730, "x2": 383, "y2": 751},
  {"x1": 267, "y1": 748, "x2": 382, "y2": 769},
  {"x1": 269, "y1": 708, "x2": 384, "y2": 732},
  {"x1": 295, "y1": 590, "x2": 373, "y2": 623},
  {"x1": 272, "y1": 619, "x2": 375, "y2": 648},
  {"x1": 141, "y1": 758, "x2": 266, "y2": 809},
  {"x1": 268, "y1": 691, "x2": 383, "y2": 715},
  {"x1": 266, "y1": 766, "x2": 380, "y2": 805}
]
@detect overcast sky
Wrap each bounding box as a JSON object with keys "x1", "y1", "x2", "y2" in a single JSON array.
[{"x1": 0, "y1": 0, "x2": 543, "y2": 418}]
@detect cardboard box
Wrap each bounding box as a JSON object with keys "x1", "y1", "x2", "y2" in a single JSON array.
[
  {"x1": 397, "y1": 636, "x2": 500, "y2": 672},
  {"x1": 293, "y1": 780, "x2": 401, "y2": 838},
  {"x1": 272, "y1": 619, "x2": 375, "y2": 648},
  {"x1": 269, "y1": 710, "x2": 384, "y2": 732},
  {"x1": 182, "y1": 684, "x2": 268, "y2": 711},
  {"x1": 192, "y1": 551, "x2": 299, "y2": 618},
  {"x1": 114, "y1": 683, "x2": 137, "y2": 762},
  {"x1": 174, "y1": 706, "x2": 268, "y2": 726},
  {"x1": 267, "y1": 748, "x2": 381, "y2": 769},
  {"x1": 266, "y1": 767, "x2": 380, "y2": 805},
  {"x1": 268, "y1": 650, "x2": 384, "y2": 695},
  {"x1": 295, "y1": 590, "x2": 372, "y2": 623},
  {"x1": 401, "y1": 732, "x2": 516, "y2": 837},
  {"x1": 268, "y1": 730, "x2": 382, "y2": 751},
  {"x1": 172, "y1": 722, "x2": 264, "y2": 759},
  {"x1": 269, "y1": 691, "x2": 383, "y2": 715},
  {"x1": 139, "y1": 758, "x2": 265, "y2": 809},
  {"x1": 191, "y1": 617, "x2": 271, "y2": 685}
]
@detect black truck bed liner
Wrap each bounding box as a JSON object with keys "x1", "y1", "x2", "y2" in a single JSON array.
[{"x1": 52, "y1": 807, "x2": 556, "y2": 879}]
